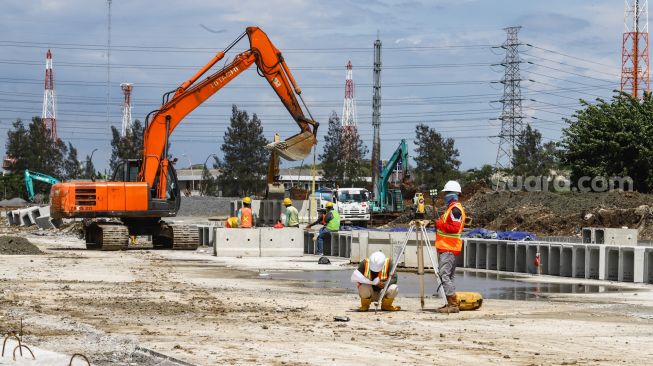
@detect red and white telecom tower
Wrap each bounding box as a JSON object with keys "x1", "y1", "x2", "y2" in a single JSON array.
[
  {"x1": 42, "y1": 49, "x2": 57, "y2": 140},
  {"x1": 341, "y1": 61, "x2": 358, "y2": 160},
  {"x1": 120, "y1": 83, "x2": 133, "y2": 136},
  {"x1": 621, "y1": 0, "x2": 650, "y2": 98}
]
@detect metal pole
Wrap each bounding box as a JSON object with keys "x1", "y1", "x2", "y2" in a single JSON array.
[
  {"x1": 417, "y1": 225, "x2": 424, "y2": 304},
  {"x1": 201, "y1": 153, "x2": 217, "y2": 196}
]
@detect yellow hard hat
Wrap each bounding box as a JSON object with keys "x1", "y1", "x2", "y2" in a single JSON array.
[
  {"x1": 283, "y1": 197, "x2": 292, "y2": 206},
  {"x1": 326, "y1": 202, "x2": 334, "y2": 208},
  {"x1": 243, "y1": 197, "x2": 251, "y2": 204}
]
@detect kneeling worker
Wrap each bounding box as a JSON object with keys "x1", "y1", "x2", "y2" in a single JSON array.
[
  {"x1": 351, "y1": 251, "x2": 400, "y2": 312},
  {"x1": 283, "y1": 198, "x2": 299, "y2": 228}
]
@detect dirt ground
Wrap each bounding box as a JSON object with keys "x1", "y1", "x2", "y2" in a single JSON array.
[
  {"x1": 465, "y1": 191, "x2": 653, "y2": 239},
  {"x1": 1, "y1": 233, "x2": 652, "y2": 365}
]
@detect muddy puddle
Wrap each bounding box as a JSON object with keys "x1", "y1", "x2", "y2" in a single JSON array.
[{"x1": 263, "y1": 269, "x2": 632, "y2": 300}]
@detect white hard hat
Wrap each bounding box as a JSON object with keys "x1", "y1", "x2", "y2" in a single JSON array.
[
  {"x1": 369, "y1": 251, "x2": 387, "y2": 272},
  {"x1": 442, "y1": 180, "x2": 462, "y2": 193}
]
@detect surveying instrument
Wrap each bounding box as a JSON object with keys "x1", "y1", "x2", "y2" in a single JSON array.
[{"x1": 375, "y1": 219, "x2": 447, "y2": 312}]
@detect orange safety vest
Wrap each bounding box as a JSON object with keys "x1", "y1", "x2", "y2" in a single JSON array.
[
  {"x1": 357, "y1": 258, "x2": 390, "y2": 288},
  {"x1": 240, "y1": 207, "x2": 253, "y2": 228},
  {"x1": 435, "y1": 202, "x2": 466, "y2": 253}
]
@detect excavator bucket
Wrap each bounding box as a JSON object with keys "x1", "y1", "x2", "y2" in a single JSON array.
[{"x1": 265, "y1": 131, "x2": 316, "y2": 161}]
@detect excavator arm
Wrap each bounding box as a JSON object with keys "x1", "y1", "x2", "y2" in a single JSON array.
[
  {"x1": 139, "y1": 27, "x2": 318, "y2": 199},
  {"x1": 24, "y1": 169, "x2": 60, "y2": 202}
]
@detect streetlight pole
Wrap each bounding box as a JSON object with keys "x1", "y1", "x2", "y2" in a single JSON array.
[
  {"x1": 88, "y1": 148, "x2": 98, "y2": 180},
  {"x1": 201, "y1": 153, "x2": 217, "y2": 196},
  {"x1": 182, "y1": 153, "x2": 194, "y2": 194}
]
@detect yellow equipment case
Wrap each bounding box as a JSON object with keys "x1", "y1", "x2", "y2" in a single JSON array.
[{"x1": 456, "y1": 292, "x2": 483, "y2": 311}]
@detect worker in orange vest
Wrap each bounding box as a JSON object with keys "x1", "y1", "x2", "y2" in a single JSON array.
[
  {"x1": 434, "y1": 180, "x2": 466, "y2": 313},
  {"x1": 350, "y1": 251, "x2": 400, "y2": 312},
  {"x1": 238, "y1": 197, "x2": 255, "y2": 228}
]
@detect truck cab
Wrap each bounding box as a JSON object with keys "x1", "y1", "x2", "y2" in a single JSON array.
[{"x1": 312, "y1": 187, "x2": 371, "y2": 227}]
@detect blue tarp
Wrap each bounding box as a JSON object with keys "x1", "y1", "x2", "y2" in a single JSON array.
[
  {"x1": 463, "y1": 228, "x2": 537, "y2": 241},
  {"x1": 340, "y1": 225, "x2": 535, "y2": 240}
]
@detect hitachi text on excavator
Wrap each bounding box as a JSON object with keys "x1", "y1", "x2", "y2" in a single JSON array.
[{"x1": 50, "y1": 27, "x2": 318, "y2": 250}]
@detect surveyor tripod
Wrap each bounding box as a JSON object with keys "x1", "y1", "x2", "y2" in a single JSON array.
[{"x1": 375, "y1": 220, "x2": 448, "y2": 312}]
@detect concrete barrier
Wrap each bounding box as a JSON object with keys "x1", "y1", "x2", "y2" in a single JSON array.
[
  {"x1": 213, "y1": 228, "x2": 261, "y2": 257},
  {"x1": 6, "y1": 211, "x2": 15, "y2": 225},
  {"x1": 260, "y1": 227, "x2": 303, "y2": 257}
]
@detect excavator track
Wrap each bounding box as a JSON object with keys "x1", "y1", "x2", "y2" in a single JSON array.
[
  {"x1": 154, "y1": 223, "x2": 199, "y2": 250},
  {"x1": 85, "y1": 223, "x2": 129, "y2": 251},
  {"x1": 170, "y1": 224, "x2": 199, "y2": 250}
]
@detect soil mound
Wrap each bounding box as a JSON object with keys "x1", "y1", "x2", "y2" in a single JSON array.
[
  {"x1": 0, "y1": 236, "x2": 43, "y2": 255},
  {"x1": 465, "y1": 191, "x2": 653, "y2": 239}
]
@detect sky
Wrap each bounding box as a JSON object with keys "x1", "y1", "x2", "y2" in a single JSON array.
[{"x1": 0, "y1": 0, "x2": 627, "y2": 174}]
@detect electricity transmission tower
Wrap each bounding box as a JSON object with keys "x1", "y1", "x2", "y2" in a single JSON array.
[
  {"x1": 621, "y1": 0, "x2": 650, "y2": 98},
  {"x1": 494, "y1": 26, "x2": 525, "y2": 171},
  {"x1": 341, "y1": 61, "x2": 358, "y2": 159}
]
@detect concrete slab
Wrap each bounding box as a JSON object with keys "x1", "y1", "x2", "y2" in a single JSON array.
[
  {"x1": 260, "y1": 227, "x2": 303, "y2": 257},
  {"x1": 214, "y1": 227, "x2": 260, "y2": 257},
  {"x1": 35, "y1": 215, "x2": 55, "y2": 229},
  {"x1": 633, "y1": 247, "x2": 646, "y2": 283},
  {"x1": 619, "y1": 247, "x2": 635, "y2": 282}
]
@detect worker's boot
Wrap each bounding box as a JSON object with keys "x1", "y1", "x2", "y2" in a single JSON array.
[
  {"x1": 436, "y1": 295, "x2": 460, "y2": 314},
  {"x1": 381, "y1": 297, "x2": 401, "y2": 311},
  {"x1": 358, "y1": 297, "x2": 372, "y2": 312}
]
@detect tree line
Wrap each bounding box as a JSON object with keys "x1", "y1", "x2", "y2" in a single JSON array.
[{"x1": 5, "y1": 90, "x2": 653, "y2": 201}]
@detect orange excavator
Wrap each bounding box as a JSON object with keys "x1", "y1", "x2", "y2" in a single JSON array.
[{"x1": 50, "y1": 27, "x2": 318, "y2": 250}]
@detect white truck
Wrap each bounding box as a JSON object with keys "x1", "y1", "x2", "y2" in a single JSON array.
[{"x1": 312, "y1": 187, "x2": 371, "y2": 227}]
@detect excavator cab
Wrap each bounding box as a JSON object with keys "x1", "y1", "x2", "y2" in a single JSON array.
[{"x1": 110, "y1": 159, "x2": 141, "y2": 182}]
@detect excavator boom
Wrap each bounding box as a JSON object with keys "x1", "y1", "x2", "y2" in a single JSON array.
[
  {"x1": 50, "y1": 27, "x2": 319, "y2": 251},
  {"x1": 140, "y1": 27, "x2": 318, "y2": 198}
]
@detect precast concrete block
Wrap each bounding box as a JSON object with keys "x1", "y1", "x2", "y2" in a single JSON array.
[
  {"x1": 618, "y1": 247, "x2": 635, "y2": 282},
  {"x1": 397, "y1": 230, "x2": 435, "y2": 269},
  {"x1": 633, "y1": 247, "x2": 646, "y2": 283},
  {"x1": 515, "y1": 244, "x2": 527, "y2": 273},
  {"x1": 260, "y1": 227, "x2": 303, "y2": 257},
  {"x1": 330, "y1": 232, "x2": 340, "y2": 256},
  {"x1": 366, "y1": 231, "x2": 393, "y2": 260},
  {"x1": 505, "y1": 242, "x2": 516, "y2": 272},
  {"x1": 560, "y1": 245, "x2": 573, "y2": 277},
  {"x1": 303, "y1": 230, "x2": 313, "y2": 254},
  {"x1": 497, "y1": 242, "x2": 507, "y2": 271},
  {"x1": 35, "y1": 215, "x2": 55, "y2": 229},
  {"x1": 50, "y1": 217, "x2": 63, "y2": 228},
  {"x1": 12, "y1": 210, "x2": 22, "y2": 226},
  {"x1": 526, "y1": 243, "x2": 538, "y2": 274},
  {"x1": 476, "y1": 241, "x2": 488, "y2": 269},
  {"x1": 486, "y1": 241, "x2": 498, "y2": 270},
  {"x1": 38, "y1": 205, "x2": 50, "y2": 217},
  {"x1": 585, "y1": 245, "x2": 601, "y2": 280},
  {"x1": 350, "y1": 231, "x2": 368, "y2": 263},
  {"x1": 5, "y1": 211, "x2": 14, "y2": 225},
  {"x1": 213, "y1": 228, "x2": 260, "y2": 257},
  {"x1": 538, "y1": 243, "x2": 550, "y2": 275},
  {"x1": 19, "y1": 207, "x2": 37, "y2": 226},
  {"x1": 27, "y1": 206, "x2": 42, "y2": 224},
  {"x1": 338, "y1": 233, "x2": 351, "y2": 258},
  {"x1": 549, "y1": 244, "x2": 561, "y2": 276},
  {"x1": 572, "y1": 244, "x2": 586, "y2": 278},
  {"x1": 465, "y1": 240, "x2": 478, "y2": 269},
  {"x1": 644, "y1": 248, "x2": 653, "y2": 283},
  {"x1": 600, "y1": 246, "x2": 620, "y2": 281}
]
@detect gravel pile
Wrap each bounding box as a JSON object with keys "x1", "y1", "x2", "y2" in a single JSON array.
[
  {"x1": 0, "y1": 236, "x2": 43, "y2": 255},
  {"x1": 177, "y1": 196, "x2": 238, "y2": 217}
]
